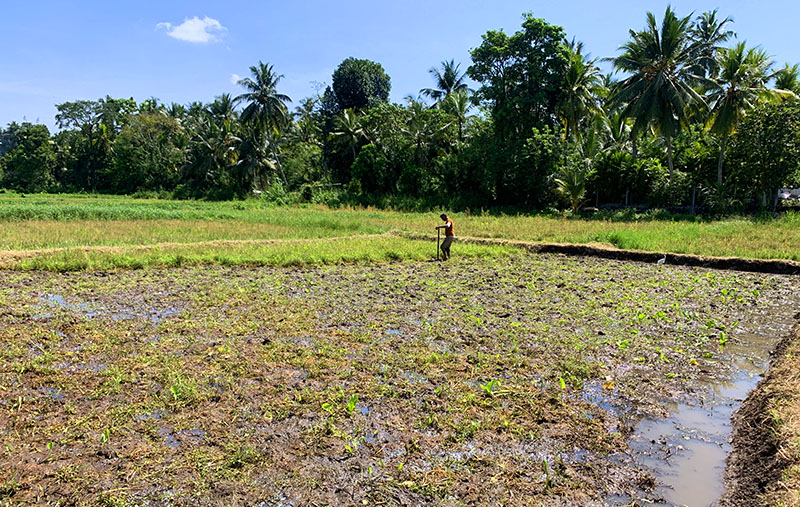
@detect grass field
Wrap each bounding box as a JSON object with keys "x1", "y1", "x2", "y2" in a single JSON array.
[
  {"x1": 3, "y1": 193, "x2": 800, "y2": 504},
  {"x1": 1, "y1": 193, "x2": 800, "y2": 271}
]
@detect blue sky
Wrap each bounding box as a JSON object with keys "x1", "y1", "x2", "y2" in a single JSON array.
[{"x1": 2, "y1": 1, "x2": 798, "y2": 130}]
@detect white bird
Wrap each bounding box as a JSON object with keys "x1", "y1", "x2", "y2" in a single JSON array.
[{"x1": 657, "y1": 254, "x2": 667, "y2": 265}]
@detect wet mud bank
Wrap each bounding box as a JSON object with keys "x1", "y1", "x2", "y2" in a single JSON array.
[{"x1": 720, "y1": 324, "x2": 800, "y2": 506}]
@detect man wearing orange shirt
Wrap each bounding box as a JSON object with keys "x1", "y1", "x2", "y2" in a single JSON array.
[{"x1": 436, "y1": 213, "x2": 455, "y2": 260}]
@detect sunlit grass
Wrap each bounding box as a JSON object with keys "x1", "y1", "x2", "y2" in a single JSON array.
[
  {"x1": 8, "y1": 237, "x2": 514, "y2": 272},
  {"x1": 2, "y1": 193, "x2": 800, "y2": 265}
]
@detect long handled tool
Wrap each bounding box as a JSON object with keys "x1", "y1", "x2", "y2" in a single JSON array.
[{"x1": 436, "y1": 227, "x2": 440, "y2": 261}]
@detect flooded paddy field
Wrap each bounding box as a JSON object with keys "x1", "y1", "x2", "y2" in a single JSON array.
[{"x1": 1, "y1": 253, "x2": 798, "y2": 506}]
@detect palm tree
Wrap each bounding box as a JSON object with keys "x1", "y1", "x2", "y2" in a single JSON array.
[
  {"x1": 554, "y1": 165, "x2": 587, "y2": 214},
  {"x1": 401, "y1": 100, "x2": 452, "y2": 166},
  {"x1": 442, "y1": 91, "x2": 472, "y2": 143},
  {"x1": 608, "y1": 7, "x2": 707, "y2": 179},
  {"x1": 689, "y1": 10, "x2": 736, "y2": 79},
  {"x1": 602, "y1": 109, "x2": 632, "y2": 153},
  {"x1": 706, "y1": 43, "x2": 787, "y2": 185},
  {"x1": 166, "y1": 103, "x2": 186, "y2": 122},
  {"x1": 775, "y1": 64, "x2": 800, "y2": 95},
  {"x1": 208, "y1": 93, "x2": 237, "y2": 124},
  {"x1": 420, "y1": 60, "x2": 470, "y2": 105},
  {"x1": 559, "y1": 40, "x2": 603, "y2": 141},
  {"x1": 186, "y1": 116, "x2": 241, "y2": 192},
  {"x1": 235, "y1": 62, "x2": 292, "y2": 185},
  {"x1": 292, "y1": 97, "x2": 322, "y2": 145},
  {"x1": 331, "y1": 109, "x2": 365, "y2": 162}
]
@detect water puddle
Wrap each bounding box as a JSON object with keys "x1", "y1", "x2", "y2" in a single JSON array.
[
  {"x1": 613, "y1": 332, "x2": 779, "y2": 506},
  {"x1": 38, "y1": 387, "x2": 64, "y2": 402},
  {"x1": 158, "y1": 427, "x2": 204, "y2": 448},
  {"x1": 34, "y1": 294, "x2": 180, "y2": 323}
]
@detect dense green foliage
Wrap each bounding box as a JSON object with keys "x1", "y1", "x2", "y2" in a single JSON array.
[
  {"x1": 331, "y1": 57, "x2": 391, "y2": 111},
  {"x1": 2, "y1": 7, "x2": 799, "y2": 213}
]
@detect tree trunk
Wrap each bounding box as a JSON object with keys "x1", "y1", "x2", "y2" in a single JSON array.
[
  {"x1": 717, "y1": 134, "x2": 727, "y2": 186},
  {"x1": 666, "y1": 134, "x2": 674, "y2": 181},
  {"x1": 267, "y1": 129, "x2": 288, "y2": 187},
  {"x1": 691, "y1": 185, "x2": 696, "y2": 215}
]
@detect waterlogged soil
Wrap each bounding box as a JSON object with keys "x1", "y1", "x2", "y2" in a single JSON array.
[{"x1": 1, "y1": 253, "x2": 799, "y2": 506}]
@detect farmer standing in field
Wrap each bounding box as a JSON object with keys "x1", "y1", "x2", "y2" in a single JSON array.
[{"x1": 437, "y1": 213, "x2": 455, "y2": 260}]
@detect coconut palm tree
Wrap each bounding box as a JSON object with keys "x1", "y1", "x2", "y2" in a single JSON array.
[
  {"x1": 401, "y1": 100, "x2": 453, "y2": 166},
  {"x1": 208, "y1": 94, "x2": 237, "y2": 125},
  {"x1": 559, "y1": 40, "x2": 603, "y2": 141},
  {"x1": 689, "y1": 10, "x2": 736, "y2": 79},
  {"x1": 235, "y1": 61, "x2": 292, "y2": 185},
  {"x1": 442, "y1": 90, "x2": 472, "y2": 143},
  {"x1": 602, "y1": 109, "x2": 633, "y2": 153},
  {"x1": 706, "y1": 43, "x2": 788, "y2": 185},
  {"x1": 775, "y1": 63, "x2": 800, "y2": 95},
  {"x1": 331, "y1": 109, "x2": 365, "y2": 162},
  {"x1": 608, "y1": 7, "x2": 707, "y2": 179},
  {"x1": 420, "y1": 60, "x2": 470, "y2": 105}
]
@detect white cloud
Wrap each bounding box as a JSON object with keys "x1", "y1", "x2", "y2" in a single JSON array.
[
  {"x1": 230, "y1": 73, "x2": 241, "y2": 85},
  {"x1": 157, "y1": 16, "x2": 226, "y2": 43}
]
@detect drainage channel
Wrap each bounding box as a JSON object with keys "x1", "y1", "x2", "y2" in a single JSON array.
[{"x1": 613, "y1": 330, "x2": 784, "y2": 506}]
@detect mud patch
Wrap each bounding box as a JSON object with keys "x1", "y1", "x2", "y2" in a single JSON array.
[{"x1": 2, "y1": 255, "x2": 799, "y2": 505}]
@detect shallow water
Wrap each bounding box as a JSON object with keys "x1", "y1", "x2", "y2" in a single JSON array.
[{"x1": 624, "y1": 332, "x2": 781, "y2": 507}]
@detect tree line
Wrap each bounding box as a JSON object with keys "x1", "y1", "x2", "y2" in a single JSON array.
[{"x1": 2, "y1": 7, "x2": 800, "y2": 213}]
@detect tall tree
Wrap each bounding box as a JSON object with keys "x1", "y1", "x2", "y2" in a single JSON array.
[
  {"x1": 608, "y1": 6, "x2": 707, "y2": 179},
  {"x1": 420, "y1": 60, "x2": 470, "y2": 105},
  {"x1": 468, "y1": 13, "x2": 570, "y2": 205},
  {"x1": 331, "y1": 58, "x2": 391, "y2": 111},
  {"x1": 235, "y1": 61, "x2": 292, "y2": 185},
  {"x1": 706, "y1": 42, "x2": 784, "y2": 185},
  {"x1": 468, "y1": 14, "x2": 569, "y2": 139},
  {"x1": 689, "y1": 10, "x2": 736, "y2": 79},
  {"x1": 331, "y1": 109, "x2": 366, "y2": 162},
  {"x1": 442, "y1": 90, "x2": 473, "y2": 143},
  {"x1": 728, "y1": 101, "x2": 800, "y2": 210},
  {"x1": 559, "y1": 40, "x2": 602, "y2": 140},
  {"x1": 110, "y1": 113, "x2": 186, "y2": 193},
  {"x1": 775, "y1": 63, "x2": 800, "y2": 95},
  {"x1": 0, "y1": 123, "x2": 56, "y2": 192}
]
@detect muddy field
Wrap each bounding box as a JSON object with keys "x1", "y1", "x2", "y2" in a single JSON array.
[{"x1": 1, "y1": 253, "x2": 799, "y2": 505}]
